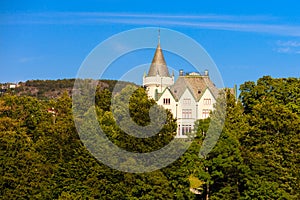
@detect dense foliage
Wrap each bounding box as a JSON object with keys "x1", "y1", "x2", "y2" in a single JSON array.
[{"x1": 0, "y1": 76, "x2": 299, "y2": 199}]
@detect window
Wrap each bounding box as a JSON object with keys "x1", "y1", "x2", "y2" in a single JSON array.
[
  {"x1": 203, "y1": 98, "x2": 211, "y2": 105},
  {"x1": 182, "y1": 125, "x2": 192, "y2": 135},
  {"x1": 182, "y1": 109, "x2": 192, "y2": 118},
  {"x1": 202, "y1": 109, "x2": 210, "y2": 118},
  {"x1": 183, "y1": 98, "x2": 191, "y2": 105},
  {"x1": 163, "y1": 98, "x2": 170, "y2": 105}
]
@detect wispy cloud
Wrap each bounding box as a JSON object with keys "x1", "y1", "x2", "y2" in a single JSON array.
[
  {"x1": 276, "y1": 40, "x2": 300, "y2": 47},
  {"x1": 1, "y1": 12, "x2": 300, "y2": 36},
  {"x1": 274, "y1": 40, "x2": 300, "y2": 54},
  {"x1": 19, "y1": 56, "x2": 42, "y2": 63}
]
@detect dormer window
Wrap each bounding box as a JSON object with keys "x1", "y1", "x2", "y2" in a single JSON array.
[
  {"x1": 183, "y1": 98, "x2": 191, "y2": 105},
  {"x1": 163, "y1": 98, "x2": 170, "y2": 105},
  {"x1": 204, "y1": 98, "x2": 211, "y2": 105}
]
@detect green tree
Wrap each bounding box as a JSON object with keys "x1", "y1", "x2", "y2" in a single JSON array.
[
  {"x1": 95, "y1": 88, "x2": 112, "y2": 111},
  {"x1": 194, "y1": 90, "x2": 249, "y2": 199},
  {"x1": 239, "y1": 76, "x2": 300, "y2": 199}
]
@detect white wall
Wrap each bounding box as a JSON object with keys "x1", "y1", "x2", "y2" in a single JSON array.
[
  {"x1": 176, "y1": 89, "x2": 197, "y2": 138},
  {"x1": 197, "y1": 88, "x2": 216, "y2": 119},
  {"x1": 157, "y1": 88, "x2": 177, "y2": 117},
  {"x1": 147, "y1": 82, "x2": 217, "y2": 138},
  {"x1": 157, "y1": 88, "x2": 217, "y2": 138},
  {"x1": 143, "y1": 75, "x2": 174, "y2": 99}
]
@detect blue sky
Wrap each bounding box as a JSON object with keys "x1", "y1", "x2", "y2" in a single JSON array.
[{"x1": 0, "y1": 0, "x2": 300, "y2": 88}]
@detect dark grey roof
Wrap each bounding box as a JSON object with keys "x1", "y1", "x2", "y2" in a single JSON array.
[{"x1": 147, "y1": 43, "x2": 170, "y2": 77}]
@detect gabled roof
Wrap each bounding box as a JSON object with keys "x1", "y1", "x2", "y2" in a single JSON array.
[
  {"x1": 147, "y1": 43, "x2": 170, "y2": 77},
  {"x1": 170, "y1": 75, "x2": 219, "y2": 101},
  {"x1": 156, "y1": 87, "x2": 178, "y2": 102}
]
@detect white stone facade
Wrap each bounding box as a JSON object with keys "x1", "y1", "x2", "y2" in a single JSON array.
[
  {"x1": 147, "y1": 75, "x2": 217, "y2": 138},
  {"x1": 143, "y1": 42, "x2": 219, "y2": 138}
]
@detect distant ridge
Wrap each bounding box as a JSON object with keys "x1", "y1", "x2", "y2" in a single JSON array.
[{"x1": 0, "y1": 79, "x2": 135, "y2": 100}]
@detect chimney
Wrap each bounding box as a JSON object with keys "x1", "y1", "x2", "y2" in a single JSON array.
[
  {"x1": 204, "y1": 69, "x2": 209, "y2": 76},
  {"x1": 179, "y1": 69, "x2": 184, "y2": 76}
]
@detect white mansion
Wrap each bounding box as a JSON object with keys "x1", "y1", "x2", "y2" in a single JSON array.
[{"x1": 143, "y1": 40, "x2": 220, "y2": 138}]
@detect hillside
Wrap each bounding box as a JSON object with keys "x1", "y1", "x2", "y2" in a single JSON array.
[{"x1": 0, "y1": 79, "x2": 135, "y2": 99}]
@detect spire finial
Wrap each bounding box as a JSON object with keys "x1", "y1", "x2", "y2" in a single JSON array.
[{"x1": 158, "y1": 28, "x2": 160, "y2": 44}]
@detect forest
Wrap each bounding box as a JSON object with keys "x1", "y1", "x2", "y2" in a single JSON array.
[{"x1": 0, "y1": 76, "x2": 299, "y2": 199}]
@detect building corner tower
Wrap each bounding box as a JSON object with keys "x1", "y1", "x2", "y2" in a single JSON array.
[{"x1": 143, "y1": 32, "x2": 174, "y2": 99}]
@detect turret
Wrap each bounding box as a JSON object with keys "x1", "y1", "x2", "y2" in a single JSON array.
[{"x1": 143, "y1": 30, "x2": 174, "y2": 99}]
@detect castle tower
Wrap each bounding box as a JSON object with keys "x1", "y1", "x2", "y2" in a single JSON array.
[{"x1": 143, "y1": 31, "x2": 174, "y2": 99}]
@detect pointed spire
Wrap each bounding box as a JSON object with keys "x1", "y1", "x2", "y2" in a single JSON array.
[
  {"x1": 147, "y1": 29, "x2": 170, "y2": 77},
  {"x1": 158, "y1": 28, "x2": 160, "y2": 44}
]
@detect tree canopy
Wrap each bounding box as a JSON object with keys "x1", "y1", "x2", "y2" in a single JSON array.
[{"x1": 1, "y1": 76, "x2": 299, "y2": 199}]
